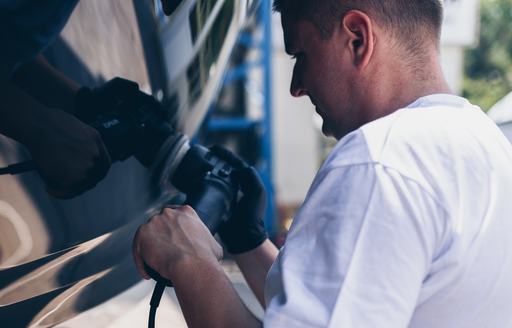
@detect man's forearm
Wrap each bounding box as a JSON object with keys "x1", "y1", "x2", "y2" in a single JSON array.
[
  {"x1": 233, "y1": 239, "x2": 279, "y2": 307},
  {"x1": 170, "y1": 258, "x2": 262, "y2": 328},
  {"x1": 0, "y1": 54, "x2": 80, "y2": 144},
  {"x1": 0, "y1": 79, "x2": 51, "y2": 145},
  {"x1": 11, "y1": 54, "x2": 79, "y2": 114}
]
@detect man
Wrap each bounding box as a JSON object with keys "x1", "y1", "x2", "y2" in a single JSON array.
[
  {"x1": 0, "y1": 0, "x2": 176, "y2": 198},
  {"x1": 133, "y1": 0, "x2": 512, "y2": 327}
]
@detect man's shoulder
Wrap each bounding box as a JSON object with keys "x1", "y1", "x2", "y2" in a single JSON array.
[
  {"x1": 324, "y1": 97, "x2": 500, "y2": 191},
  {"x1": 325, "y1": 103, "x2": 470, "y2": 168},
  {"x1": 323, "y1": 129, "x2": 374, "y2": 168},
  {"x1": 359, "y1": 98, "x2": 493, "y2": 163}
]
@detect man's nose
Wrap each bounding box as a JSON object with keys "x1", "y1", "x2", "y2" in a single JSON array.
[{"x1": 290, "y1": 68, "x2": 307, "y2": 98}]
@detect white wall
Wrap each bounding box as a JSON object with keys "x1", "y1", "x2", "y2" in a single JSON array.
[
  {"x1": 271, "y1": 15, "x2": 320, "y2": 205},
  {"x1": 440, "y1": 0, "x2": 480, "y2": 94},
  {"x1": 440, "y1": 45, "x2": 465, "y2": 94}
]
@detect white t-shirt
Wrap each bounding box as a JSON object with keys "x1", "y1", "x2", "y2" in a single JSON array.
[{"x1": 264, "y1": 94, "x2": 512, "y2": 328}]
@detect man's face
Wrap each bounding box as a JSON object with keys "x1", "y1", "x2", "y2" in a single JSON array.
[{"x1": 282, "y1": 15, "x2": 365, "y2": 140}]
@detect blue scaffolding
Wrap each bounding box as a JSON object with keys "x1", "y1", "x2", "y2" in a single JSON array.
[{"x1": 204, "y1": 0, "x2": 276, "y2": 233}]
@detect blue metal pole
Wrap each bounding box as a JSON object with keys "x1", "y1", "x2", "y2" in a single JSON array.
[{"x1": 260, "y1": 0, "x2": 276, "y2": 234}]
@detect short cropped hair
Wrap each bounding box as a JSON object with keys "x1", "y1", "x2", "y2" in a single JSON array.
[{"x1": 273, "y1": 0, "x2": 444, "y2": 51}]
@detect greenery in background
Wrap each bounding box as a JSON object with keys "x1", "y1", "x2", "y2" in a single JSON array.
[{"x1": 463, "y1": 0, "x2": 512, "y2": 111}]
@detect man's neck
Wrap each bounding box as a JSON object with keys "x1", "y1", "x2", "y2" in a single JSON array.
[
  {"x1": 367, "y1": 52, "x2": 452, "y2": 119},
  {"x1": 388, "y1": 74, "x2": 452, "y2": 112}
]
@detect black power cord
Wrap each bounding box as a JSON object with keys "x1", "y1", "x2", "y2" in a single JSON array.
[
  {"x1": 0, "y1": 161, "x2": 36, "y2": 175},
  {"x1": 145, "y1": 264, "x2": 174, "y2": 328},
  {"x1": 149, "y1": 281, "x2": 167, "y2": 328}
]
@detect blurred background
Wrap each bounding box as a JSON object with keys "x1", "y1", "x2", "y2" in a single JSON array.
[{"x1": 1, "y1": 0, "x2": 511, "y2": 326}]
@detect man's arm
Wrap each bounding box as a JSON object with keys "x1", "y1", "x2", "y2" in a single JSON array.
[
  {"x1": 0, "y1": 76, "x2": 54, "y2": 146},
  {"x1": 172, "y1": 256, "x2": 262, "y2": 328},
  {"x1": 133, "y1": 206, "x2": 262, "y2": 328},
  {"x1": 233, "y1": 239, "x2": 278, "y2": 307},
  {"x1": 206, "y1": 147, "x2": 275, "y2": 305},
  {"x1": 11, "y1": 54, "x2": 80, "y2": 114},
  {"x1": 0, "y1": 61, "x2": 111, "y2": 198}
]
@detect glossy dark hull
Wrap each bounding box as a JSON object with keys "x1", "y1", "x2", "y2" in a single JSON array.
[{"x1": 0, "y1": 0, "x2": 255, "y2": 326}]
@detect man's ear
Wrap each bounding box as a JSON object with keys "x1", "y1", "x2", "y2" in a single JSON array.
[{"x1": 341, "y1": 10, "x2": 374, "y2": 69}]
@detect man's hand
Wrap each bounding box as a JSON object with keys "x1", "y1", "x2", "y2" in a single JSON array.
[
  {"x1": 132, "y1": 206, "x2": 223, "y2": 281},
  {"x1": 132, "y1": 206, "x2": 262, "y2": 328},
  {"x1": 25, "y1": 107, "x2": 111, "y2": 199},
  {"x1": 209, "y1": 146, "x2": 276, "y2": 307},
  {"x1": 2, "y1": 62, "x2": 120, "y2": 199},
  {"x1": 74, "y1": 77, "x2": 139, "y2": 122},
  {"x1": 210, "y1": 146, "x2": 268, "y2": 254},
  {"x1": 29, "y1": 77, "x2": 141, "y2": 198}
]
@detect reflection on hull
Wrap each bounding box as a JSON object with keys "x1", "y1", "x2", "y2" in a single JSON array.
[
  {"x1": 162, "y1": 0, "x2": 245, "y2": 135},
  {"x1": 0, "y1": 196, "x2": 167, "y2": 327},
  {"x1": 0, "y1": 0, "x2": 255, "y2": 326}
]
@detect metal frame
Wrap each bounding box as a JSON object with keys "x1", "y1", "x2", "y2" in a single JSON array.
[{"x1": 203, "y1": 0, "x2": 276, "y2": 234}]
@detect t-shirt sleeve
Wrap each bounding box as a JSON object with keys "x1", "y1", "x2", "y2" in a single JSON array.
[{"x1": 264, "y1": 163, "x2": 447, "y2": 328}]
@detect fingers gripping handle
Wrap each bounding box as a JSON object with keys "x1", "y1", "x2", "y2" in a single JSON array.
[
  {"x1": 143, "y1": 177, "x2": 235, "y2": 285},
  {"x1": 143, "y1": 145, "x2": 238, "y2": 328},
  {"x1": 143, "y1": 148, "x2": 237, "y2": 284}
]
